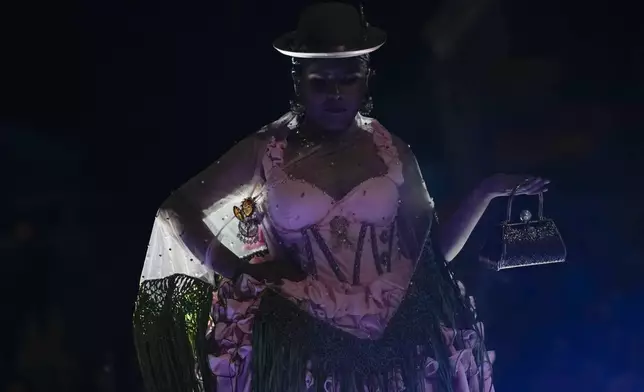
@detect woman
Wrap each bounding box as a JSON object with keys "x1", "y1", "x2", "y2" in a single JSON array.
[{"x1": 133, "y1": 3, "x2": 548, "y2": 392}]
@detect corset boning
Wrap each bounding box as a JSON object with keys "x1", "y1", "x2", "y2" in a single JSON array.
[{"x1": 265, "y1": 176, "x2": 415, "y2": 340}]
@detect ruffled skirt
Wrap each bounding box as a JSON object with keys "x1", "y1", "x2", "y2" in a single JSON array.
[{"x1": 207, "y1": 275, "x2": 495, "y2": 392}]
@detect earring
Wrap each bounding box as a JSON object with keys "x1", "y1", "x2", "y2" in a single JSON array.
[
  {"x1": 290, "y1": 99, "x2": 304, "y2": 115},
  {"x1": 290, "y1": 78, "x2": 305, "y2": 115},
  {"x1": 360, "y1": 95, "x2": 374, "y2": 116}
]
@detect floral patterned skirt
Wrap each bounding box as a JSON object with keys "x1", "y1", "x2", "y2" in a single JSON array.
[{"x1": 207, "y1": 274, "x2": 495, "y2": 392}]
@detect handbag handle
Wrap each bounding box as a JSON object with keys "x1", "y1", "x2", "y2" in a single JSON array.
[{"x1": 505, "y1": 184, "x2": 544, "y2": 222}]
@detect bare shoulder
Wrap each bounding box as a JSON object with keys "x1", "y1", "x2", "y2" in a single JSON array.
[
  {"x1": 255, "y1": 112, "x2": 299, "y2": 142},
  {"x1": 390, "y1": 133, "x2": 416, "y2": 163},
  {"x1": 361, "y1": 116, "x2": 417, "y2": 165},
  {"x1": 166, "y1": 116, "x2": 298, "y2": 208}
]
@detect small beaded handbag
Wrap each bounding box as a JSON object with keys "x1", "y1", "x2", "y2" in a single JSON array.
[{"x1": 480, "y1": 187, "x2": 567, "y2": 271}]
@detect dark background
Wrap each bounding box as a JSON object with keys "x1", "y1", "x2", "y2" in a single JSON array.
[{"x1": 1, "y1": 0, "x2": 642, "y2": 391}]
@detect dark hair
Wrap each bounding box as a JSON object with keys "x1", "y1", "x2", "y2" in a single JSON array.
[{"x1": 289, "y1": 54, "x2": 374, "y2": 116}]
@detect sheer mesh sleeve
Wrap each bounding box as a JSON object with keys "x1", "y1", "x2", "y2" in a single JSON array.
[
  {"x1": 391, "y1": 136, "x2": 437, "y2": 262},
  {"x1": 133, "y1": 114, "x2": 290, "y2": 392},
  {"x1": 388, "y1": 136, "x2": 491, "y2": 391},
  {"x1": 140, "y1": 133, "x2": 268, "y2": 284}
]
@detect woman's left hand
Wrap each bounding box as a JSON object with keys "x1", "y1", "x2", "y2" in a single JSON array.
[{"x1": 478, "y1": 174, "x2": 550, "y2": 200}]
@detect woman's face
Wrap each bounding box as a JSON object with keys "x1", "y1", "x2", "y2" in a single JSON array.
[{"x1": 299, "y1": 57, "x2": 367, "y2": 132}]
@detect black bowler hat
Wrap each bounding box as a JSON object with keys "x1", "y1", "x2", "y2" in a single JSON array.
[{"x1": 273, "y1": 2, "x2": 386, "y2": 59}]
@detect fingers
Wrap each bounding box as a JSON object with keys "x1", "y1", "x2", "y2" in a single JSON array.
[
  {"x1": 517, "y1": 177, "x2": 550, "y2": 195},
  {"x1": 288, "y1": 267, "x2": 308, "y2": 282},
  {"x1": 267, "y1": 260, "x2": 308, "y2": 283},
  {"x1": 502, "y1": 175, "x2": 534, "y2": 194}
]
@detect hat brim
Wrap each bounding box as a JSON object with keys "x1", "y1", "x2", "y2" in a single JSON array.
[{"x1": 273, "y1": 27, "x2": 386, "y2": 59}]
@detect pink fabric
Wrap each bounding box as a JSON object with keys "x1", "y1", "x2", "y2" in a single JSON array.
[
  {"x1": 266, "y1": 118, "x2": 407, "y2": 338},
  {"x1": 210, "y1": 276, "x2": 495, "y2": 392},
  {"x1": 208, "y1": 117, "x2": 495, "y2": 391}
]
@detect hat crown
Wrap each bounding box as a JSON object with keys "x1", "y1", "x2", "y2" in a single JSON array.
[
  {"x1": 273, "y1": 1, "x2": 386, "y2": 59},
  {"x1": 295, "y1": 3, "x2": 364, "y2": 49}
]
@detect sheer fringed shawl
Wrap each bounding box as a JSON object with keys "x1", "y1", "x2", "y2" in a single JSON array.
[
  {"x1": 133, "y1": 113, "x2": 488, "y2": 392},
  {"x1": 133, "y1": 113, "x2": 297, "y2": 392}
]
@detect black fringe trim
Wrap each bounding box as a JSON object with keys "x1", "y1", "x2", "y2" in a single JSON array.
[
  {"x1": 241, "y1": 249, "x2": 270, "y2": 262},
  {"x1": 251, "y1": 239, "x2": 485, "y2": 392},
  {"x1": 133, "y1": 274, "x2": 214, "y2": 392}
]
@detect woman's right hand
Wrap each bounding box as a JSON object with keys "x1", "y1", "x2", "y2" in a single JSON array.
[{"x1": 240, "y1": 258, "x2": 308, "y2": 284}]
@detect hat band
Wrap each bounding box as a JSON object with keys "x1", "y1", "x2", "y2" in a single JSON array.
[
  {"x1": 290, "y1": 32, "x2": 365, "y2": 53},
  {"x1": 292, "y1": 43, "x2": 355, "y2": 53}
]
